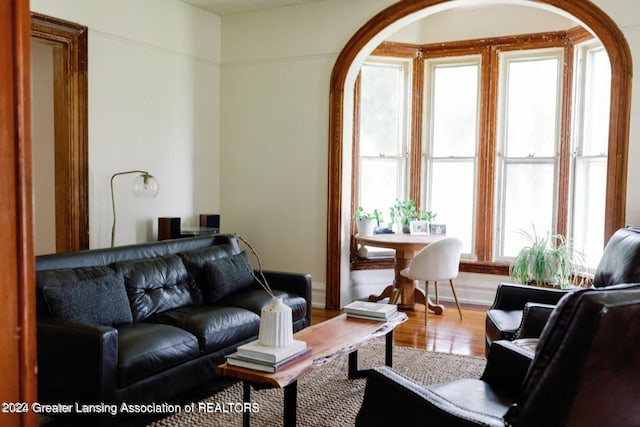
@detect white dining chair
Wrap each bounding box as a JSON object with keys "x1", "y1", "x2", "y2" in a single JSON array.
[{"x1": 400, "y1": 237, "x2": 463, "y2": 325}]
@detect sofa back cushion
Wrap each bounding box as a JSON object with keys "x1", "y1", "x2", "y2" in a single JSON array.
[
  {"x1": 112, "y1": 254, "x2": 196, "y2": 321},
  {"x1": 178, "y1": 243, "x2": 240, "y2": 303},
  {"x1": 41, "y1": 272, "x2": 133, "y2": 326},
  {"x1": 204, "y1": 251, "x2": 259, "y2": 303}
]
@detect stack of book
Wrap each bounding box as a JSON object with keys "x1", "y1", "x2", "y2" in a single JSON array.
[
  {"x1": 344, "y1": 300, "x2": 399, "y2": 321},
  {"x1": 226, "y1": 339, "x2": 311, "y2": 373}
]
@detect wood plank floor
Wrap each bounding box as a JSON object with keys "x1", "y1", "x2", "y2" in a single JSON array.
[{"x1": 312, "y1": 302, "x2": 488, "y2": 358}]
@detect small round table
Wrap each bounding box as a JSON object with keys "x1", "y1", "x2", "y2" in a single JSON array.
[{"x1": 356, "y1": 233, "x2": 446, "y2": 314}]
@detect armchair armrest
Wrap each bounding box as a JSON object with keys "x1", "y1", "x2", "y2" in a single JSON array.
[
  {"x1": 356, "y1": 367, "x2": 504, "y2": 427},
  {"x1": 490, "y1": 282, "x2": 569, "y2": 311},
  {"x1": 480, "y1": 340, "x2": 535, "y2": 395},
  {"x1": 263, "y1": 270, "x2": 312, "y2": 324},
  {"x1": 514, "y1": 302, "x2": 556, "y2": 339},
  {"x1": 37, "y1": 317, "x2": 119, "y2": 405}
]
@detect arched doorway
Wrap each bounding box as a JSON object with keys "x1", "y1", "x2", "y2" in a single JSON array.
[{"x1": 326, "y1": 0, "x2": 632, "y2": 309}]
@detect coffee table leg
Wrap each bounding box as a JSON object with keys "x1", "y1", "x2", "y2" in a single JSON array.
[
  {"x1": 243, "y1": 382, "x2": 251, "y2": 427},
  {"x1": 385, "y1": 329, "x2": 394, "y2": 367},
  {"x1": 283, "y1": 380, "x2": 297, "y2": 427},
  {"x1": 348, "y1": 350, "x2": 360, "y2": 379}
]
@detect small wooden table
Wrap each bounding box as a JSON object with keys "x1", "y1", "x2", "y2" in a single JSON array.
[
  {"x1": 356, "y1": 233, "x2": 446, "y2": 313},
  {"x1": 217, "y1": 313, "x2": 407, "y2": 427}
]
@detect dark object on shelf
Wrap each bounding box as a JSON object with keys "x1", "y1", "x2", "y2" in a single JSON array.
[
  {"x1": 200, "y1": 214, "x2": 220, "y2": 233},
  {"x1": 374, "y1": 227, "x2": 394, "y2": 234},
  {"x1": 158, "y1": 216, "x2": 181, "y2": 240},
  {"x1": 158, "y1": 215, "x2": 221, "y2": 240}
]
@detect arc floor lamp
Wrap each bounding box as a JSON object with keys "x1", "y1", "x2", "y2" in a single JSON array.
[{"x1": 110, "y1": 170, "x2": 159, "y2": 247}]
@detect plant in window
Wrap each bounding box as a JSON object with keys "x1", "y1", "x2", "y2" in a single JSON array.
[
  {"x1": 390, "y1": 199, "x2": 417, "y2": 233},
  {"x1": 509, "y1": 227, "x2": 585, "y2": 289},
  {"x1": 352, "y1": 206, "x2": 381, "y2": 235}
]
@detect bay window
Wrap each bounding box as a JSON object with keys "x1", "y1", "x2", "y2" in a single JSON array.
[{"x1": 353, "y1": 29, "x2": 611, "y2": 272}]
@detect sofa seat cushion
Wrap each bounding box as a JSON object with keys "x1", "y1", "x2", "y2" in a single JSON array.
[
  {"x1": 219, "y1": 289, "x2": 308, "y2": 324},
  {"x1": 116, "y1": 323, "x2": 199, "y2": 387},
  {"x1": 146, "y1": 306, "x2": 260, "y2": 353},
  {"x1": 486, "y1": 309, "x2": 523, "y2": 344}
]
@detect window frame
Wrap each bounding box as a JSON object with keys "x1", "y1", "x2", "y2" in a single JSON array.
[{"x1": 351, "y1": 28, "x2": 609, "y2": 275}]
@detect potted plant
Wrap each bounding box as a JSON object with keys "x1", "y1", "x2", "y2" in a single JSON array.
[
  {"x1": 390, "y1": 199, "x2": 417, "y2": 233},
  {"x1": 352, "y1": 206, "x2": 379, "y2": 235},
  {"x1": 509, "y1": 227, "x2": 584, "y2": 289}
]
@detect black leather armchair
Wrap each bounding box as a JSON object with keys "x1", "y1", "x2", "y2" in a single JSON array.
[
  {"x1": 356, "y1": 283, "x2": 640, "y2": 427},
  {"x1": 485, "y1": 225, "x2": 640, "y2": 353}
]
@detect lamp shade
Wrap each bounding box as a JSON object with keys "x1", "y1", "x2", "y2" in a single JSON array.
[
  {"x1": 132, "y1": 173, "x2": 159, "y2": 198},
  {"x1": 110, "y1": 170, "x2": 159, "y2": 247}
]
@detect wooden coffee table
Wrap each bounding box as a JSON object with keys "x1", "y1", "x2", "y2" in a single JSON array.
[{"x1": 217, "y1": 312, "x2": 407, "y2": 427}]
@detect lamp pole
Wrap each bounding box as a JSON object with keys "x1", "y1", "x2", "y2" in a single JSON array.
[{"x1": 110, "y1": 170, "x2": 158, "y2": 247}]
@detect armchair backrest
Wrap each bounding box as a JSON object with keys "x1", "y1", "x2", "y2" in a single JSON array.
[
  {"x1": 593, "y1": 225, "x2": 640, "y2": 287},
  {"x1": 507, "y1": 283, "x2": 640, "y2": 427}
]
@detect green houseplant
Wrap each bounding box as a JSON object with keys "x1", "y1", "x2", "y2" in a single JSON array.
[
  {"x1": 509, "y1": 227, "x2": 584, "y2": 289},
  {"x1": 352, "y1": 206, "x2": 382, "y2": 235},
  {"x1": 389, "y1": 199, "x2": 437, "y2": 234}
]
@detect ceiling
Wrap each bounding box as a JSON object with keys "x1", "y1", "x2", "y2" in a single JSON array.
[{"x1": 180, "y1": 0, "x2": 330, "y2": 16}]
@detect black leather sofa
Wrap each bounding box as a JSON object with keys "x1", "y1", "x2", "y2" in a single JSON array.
[
  {"x1": 35, "y1": 234, "x2": 311, "y2": 424},
  {"x1": 485, "y1": 225, "x2": 640, "y2": 353},
  {"x1": 356, "y1": 282, "x2": 640, "y2": 426}
]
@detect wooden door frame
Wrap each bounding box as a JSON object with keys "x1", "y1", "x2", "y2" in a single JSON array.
[
  {"x1": 326, "y1": 0, "x2": 632, "y2": 309},
  {"x1": 31, "y1": 12, "x2": 89, "y2": 252},
  {"x1": 0, "y1": 1, "x2": 38, "y2": 426}
]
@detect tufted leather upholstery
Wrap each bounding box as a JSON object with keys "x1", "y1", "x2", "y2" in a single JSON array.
[
  {"x1": 357, "y1": 283, "x2": 640, "y2": 426},
  {"x1": 485, "y1": 225, "x2": 640, "y2": 353},
  {"x1": 35, "y1": 235, "x2": 312, "y2": 425}
]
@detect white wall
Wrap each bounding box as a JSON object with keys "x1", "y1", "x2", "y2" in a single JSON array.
[
  {"x1": 30, "y1": 0, "x2": 221, "y2": 248},
  {"x1": 220, "y1": 0, "x2": 640, "y2": 307}
]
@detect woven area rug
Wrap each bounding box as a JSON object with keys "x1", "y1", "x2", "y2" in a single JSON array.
[{"x1": 147, "y1": 340, "x2": 486, "y2": 427}]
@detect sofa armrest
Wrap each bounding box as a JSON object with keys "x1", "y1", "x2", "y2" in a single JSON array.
[
  {"x1": 37, "y1": 318, "x2": 119, "y2": 405},
  {"x1": 514, "y1": 302, "x2": 556, "y2": 339},
  {"x1": 356, "y1": 367, "x2": 504, "y2": 427},
  {"x1": 263, "y1": 270, "x2": 312, "y2": 324},
  {"x1": 480, "y1": 340, "x2": 534, "y2": 395},
  {"x1": 490, "y1": 282, "x2": 569, "y2": 311}
]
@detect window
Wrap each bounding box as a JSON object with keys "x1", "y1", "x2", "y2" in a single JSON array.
[
  {"x1": 423, "y1": 57, "x2": 481, "y2": 255},
  {"x1": 569, "y1": 43, "x2": 611, "y2": 269},
  {"x1": 353, "y1": 30, "x2": 611, "y2": 272},
  {"x1": 357, "y1": 59, "x2": 412, "y2": 220},
  {"x1": 495, "y1": 49, "x2": 563, "y2": 259}
]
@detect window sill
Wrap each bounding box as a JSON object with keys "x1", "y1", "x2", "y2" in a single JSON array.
[{"x1": 351, "y1": 256, "x2": 510, "y2": 276}]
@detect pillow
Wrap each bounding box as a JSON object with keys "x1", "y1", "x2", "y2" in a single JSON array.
[
  {"x1": 178, "y1": 243, "x2": 239, "y2": 302},
  {"x1": 204, "y1": 251, "x2": 258, "y2": 304},
  {"x1": 42, "y1": 273, "x2": 133, "y2": 326},
  {"x1": 36, "y1": 266, "x2": 116, "y2": 315}
]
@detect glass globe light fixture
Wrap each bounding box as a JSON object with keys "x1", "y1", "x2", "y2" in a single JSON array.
[
  {"x1": 132, "y1": 172, "x2": 160, "y2": 198},
  {"x1": 110, "y1": 170, "x2": 160, "y2": 247}
]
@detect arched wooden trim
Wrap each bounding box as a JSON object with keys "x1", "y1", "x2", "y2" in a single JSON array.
[
  {"x1": 31, "y1": 13, "x2": 89, "y2": 252},
  {"x1": 326, "y1": 0, "x2": 632, "y2": 309}
]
